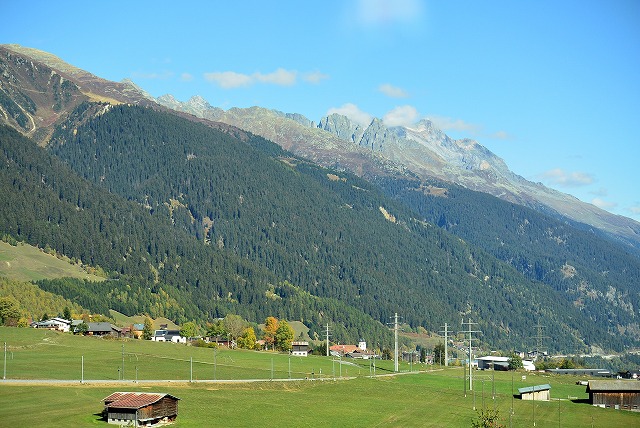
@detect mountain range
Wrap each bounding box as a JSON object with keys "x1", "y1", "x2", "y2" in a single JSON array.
[{"x1": 1, "y1": 44, "x2": 639, "y2": 354}]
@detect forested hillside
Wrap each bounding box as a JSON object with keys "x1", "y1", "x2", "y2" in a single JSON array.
[
  {"x1": 376, "y1": 176, "x2": 640, "y2": 347},
  {"x1": 38, "y1": 103, "x2": 634, "y2": 352},
  {"x1": 0, "y1": 124, "x2": 394, "y2": 345}
]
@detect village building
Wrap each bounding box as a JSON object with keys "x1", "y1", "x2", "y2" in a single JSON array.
[
  {"x1": 586, "y1": 380, "x2": 640, "y2": 411},
  {"x1": 476, "y1": 356, "x2": 510, "y2": 370},
  {"x1": 87, "y1": 322, "x2": 122, "y2": 337},
  {"x1": 32, "y1": 317, "x2": 71, "y2": 332},
  {"x1": 291, "y1": 341, "x2": 309, "y2": 357},
  {"x1": 151, "y1": 329, "x2": 186, "y2": 343},
  {"x1": 330, "y1": 339, "x2": 368, "y2": 357},
  {"x1": 618, "y1": 370, "x2": 640, "y2": 380},
  {"x1": 518, "y1": 384, "x2": 551, "y2": 401},
  {"x1": 346, "y1": 348, "x2": 378, "y2": 360},
  {"x1": 330, "y1": 344, "x2": 359, "y2": 356},
  {"x1": 103, "y1": 392, "x2": 180, "y2": 426}
]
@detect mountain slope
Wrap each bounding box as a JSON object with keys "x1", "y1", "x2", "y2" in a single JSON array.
[
  {"x1": 1, "y1": 45, "x2": 639, "y2": 353},
  {"x1": 158, "y1": 96, "x2": 640, "y2": 251},
  {"x1": 0, "y1": 123, "x2": 395, "y2": 343},
  {"x1": 46, "y1": 103, "x2": 636, "y2": 352}
]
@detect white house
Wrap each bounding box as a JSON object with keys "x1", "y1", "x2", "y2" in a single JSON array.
[
  {"x1": 151, "y1": 330, "x2": 186, "y2": 343},
  {"x1": 291, "y1": 341, "x2": 309, "y2": 357},
  {"x1": 34, "y1": 317, "x2": 71, "y2": 332}
]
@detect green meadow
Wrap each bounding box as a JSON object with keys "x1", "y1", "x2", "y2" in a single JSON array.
[
  {"x1": 0, "y1": 241, "x2": 104, "y2": 283},
  {"x1": 0, "y1": 327, "x2": 638, "y2": 427}
]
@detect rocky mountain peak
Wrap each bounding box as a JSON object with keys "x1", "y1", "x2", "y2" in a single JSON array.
[{"x1": 318, "y1": 113, "x2": 365, "y2": 144}]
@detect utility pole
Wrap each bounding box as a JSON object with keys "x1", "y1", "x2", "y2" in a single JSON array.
[
  {"x1": 3, "y1": 342, "x2": 6, "y2": 380},
  {"x1": 459, "y1": 318, "x2": 481, "y2": 391},
  {"x1": 438, "y1": 323, "x2": 450, "y2": 366},
  {"x1": 390, "y1": 313, "x2": 399, "y2": 372},
  {"x1": 395, "y1": 313, "x2": 399, "y2": 372},
  {"x1": 324, "y1": 324, "x2": 331, "y2": 357}
]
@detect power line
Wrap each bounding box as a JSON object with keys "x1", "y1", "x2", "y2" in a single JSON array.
[
  {"x1": 531, "y1": 319, "x2": 549, "y2": 360},
  {"x1": 324, "y1": 323, "x2": 332, "y2": 357},
  {"x1": 387, "y1": 313, "x2": 401, "y2": 372},
  {"x1": 438, "y1": 323, "x2": 450, "y2": 366},
  {"x1": 459, "y1": 318, "x2": 481, "y2": 391}
]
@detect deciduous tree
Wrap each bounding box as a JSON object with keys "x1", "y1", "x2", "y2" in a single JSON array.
[
  {"x1": 275, "y1": 319, "x2": 294, "y2": 352},
  {"x1": 471, "y1": 408, "x2": 505, "y2": 428},
  {"x1": 508, "y1": 353, "x2": 523, "y2": 370},
  {"x1": 0, "y1": 296, "x2": 21, "y2": 326},
  {"x1": 180, "y1": 321, "x2": 197, "y2": 338},
  {"x1": 263, "y1": 316, "x2": 279, "y2": 350},
  {"x1": 206, "y1": 319, "x2": 227, "y2": 338},
  {"x1": 223, "y1": 314, "x2": 246, "y2": 341},
  {"x1": 237, "y1": 327, "x2": 257, "y2": 350}
]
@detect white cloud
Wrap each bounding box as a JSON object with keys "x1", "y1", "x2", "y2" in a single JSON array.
[
  {"x1": 254, "y1": 68, "x2": 297, "y2": 86},
  {"x1": 540, "y1": 168, "x2": 595, "y2": 187},
  {"x1": 379, "y1": 83, "x2": 409, "y2": 98},
  {"x1": 356, "y1": 0, "x2": 424, "y2": 26},
  {"x1": 383, "y1": 105, "x2": 419, "y2": 127},
  {"x1": 629, "y1": 206, "x2": 640, "y2": 215},
  {"x1": 488, "y1": 130, "x2": 513, "y2": 140},
  {"x1": 427, "y1": 115, "x2": 482, "y2": 134},
  {"x1": 180, "y1": 73, "x2": 193, "y2": 82},
  {"x1": 204, "y1": 68, "x2": 328, "y2": 88},
  {"x1": 204, "y1": 71, "x2": 253, "y2": 88},
  {"x1": 327, "y1": 103, "x2": 373, "y2": 127},
  {"x1": 303, "y1": 71, "x2": 330, "y2": 84},
  {"x1": 591, "y1": 198, "x2": 617, "y2": 210}
]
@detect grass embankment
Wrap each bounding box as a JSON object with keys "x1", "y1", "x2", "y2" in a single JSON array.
[{"x1": 0, "y1": 327, "x2": 638, "y2": 427}]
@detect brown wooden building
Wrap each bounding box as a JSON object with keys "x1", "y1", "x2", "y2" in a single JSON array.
[
  {"x1": 103, "y1": 392, "x2": 180, "y2": 426},
  {"x1": 586, "y1": 380, "x2": 640, "y2": 411}
]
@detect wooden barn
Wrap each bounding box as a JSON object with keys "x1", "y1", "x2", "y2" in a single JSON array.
[
  {"x1": 586, "y1": 380, "x2": 640, "y2": 411},
  {"x1": 103, "y1": 392, "x2": 180, "y2": 426}
]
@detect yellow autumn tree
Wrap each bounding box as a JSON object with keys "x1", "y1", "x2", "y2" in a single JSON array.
[
  {"x1": 263, "y1": 316, "x2": 279, "y2": 350},
  {"x1": 237, "y1": 326, "x2": 257, "y2": 350}
]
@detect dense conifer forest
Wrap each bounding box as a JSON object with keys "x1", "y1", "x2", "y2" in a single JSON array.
[{"x1": 0, "y1": 102, "x2": 617, "y2": 352}]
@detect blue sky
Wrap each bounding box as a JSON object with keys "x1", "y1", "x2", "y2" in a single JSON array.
[{"x1": 4, "y1": 0, "x2": 639, "y2": 221}]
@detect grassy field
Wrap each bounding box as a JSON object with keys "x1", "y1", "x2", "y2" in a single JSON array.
[
  {"x1": 0, "y1": 327, "x2": 638, "y2": 427},
  {"x1": 0, "y1": 241, "x2": 104, "y2": 282}
]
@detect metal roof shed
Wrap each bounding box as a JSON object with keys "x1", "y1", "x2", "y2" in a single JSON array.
[{"x1": 518, "y1": 384, "x2": 551, "y2": 401}]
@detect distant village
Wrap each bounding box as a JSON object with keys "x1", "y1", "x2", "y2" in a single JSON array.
[{"x1": 31, "y1": 317, "x2": 640, "y2": 414}]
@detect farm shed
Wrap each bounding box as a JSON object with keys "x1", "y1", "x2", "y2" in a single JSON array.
[
  {"x1": 518, "y1": 384, "x2": 551, "y2": 401},
  {"x1": 103, "y1": 392, "x2": 180, "y2": 426},
  {"x1": 586, "y1": 380, "x2": 640, "y2": 411}
]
